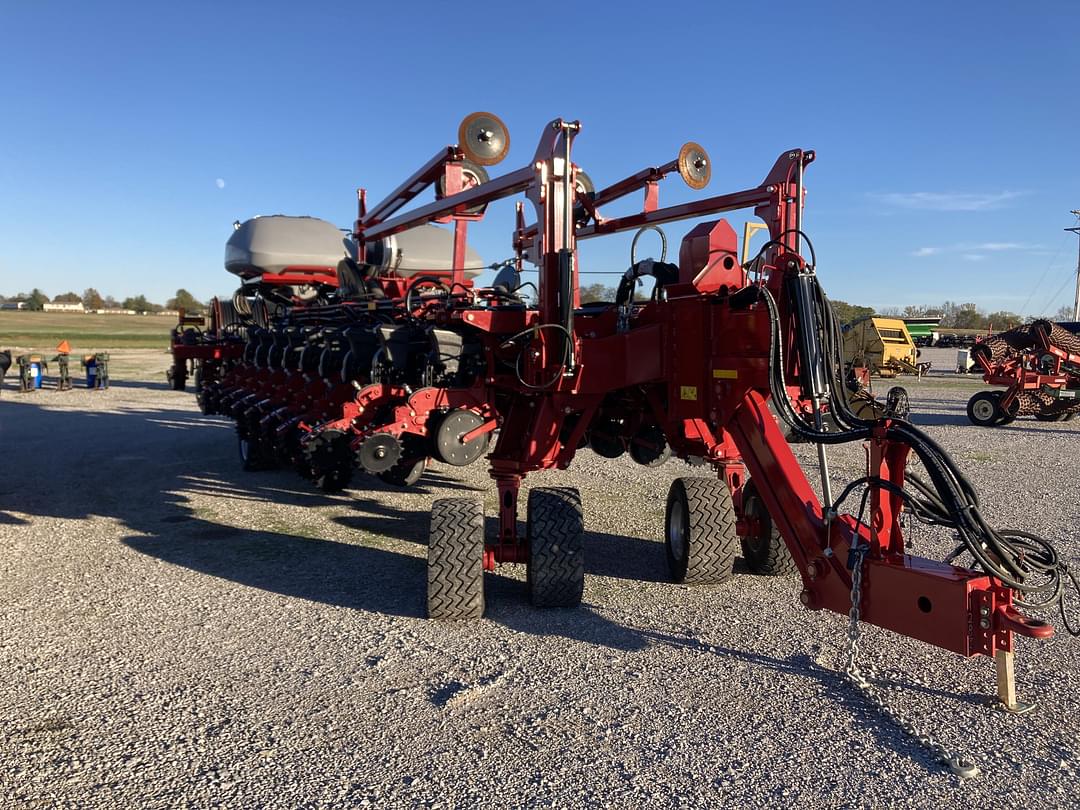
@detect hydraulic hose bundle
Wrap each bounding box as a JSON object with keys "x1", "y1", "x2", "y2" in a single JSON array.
[{"x1": 746, "y1": 236, "x2": 1079, "y2": 636}]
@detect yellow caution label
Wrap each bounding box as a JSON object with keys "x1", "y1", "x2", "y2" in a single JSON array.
[
  {"x1": 713, "y1": 369, "x2": 738, "y2": 379},
  {"x1": 680, "y1": 385, "x2": 698, "y2": 401}
]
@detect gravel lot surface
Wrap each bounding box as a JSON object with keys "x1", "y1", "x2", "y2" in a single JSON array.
[{"x1": 2, "y1": 348, "x2": 1079, "y2": 808}]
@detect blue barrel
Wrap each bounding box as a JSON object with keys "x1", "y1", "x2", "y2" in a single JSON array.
[
  {"x1": 85, "y1": 359, "x2": 97, "y2": 388},
  {"x1": 30, "y1": 362, "x2": 43, "y2": 389}
]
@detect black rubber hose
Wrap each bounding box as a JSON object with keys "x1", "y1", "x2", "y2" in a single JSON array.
[{"x1": 755, "y1": 270, "x2": 1077, "y2": 630}]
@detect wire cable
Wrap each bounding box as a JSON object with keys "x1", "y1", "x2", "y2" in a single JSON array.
[{"x1": 499, "y1": 323, "x2": 573, "y2": 390}]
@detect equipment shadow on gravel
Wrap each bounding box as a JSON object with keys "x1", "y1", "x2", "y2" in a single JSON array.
[
  {"x1": 0, "y1": 398, "x2": 429, "y2": 617},
  {"x1": 105, "y1": 379, "x2": 173, "y2": 391},
  {"x1": 123, "y1": 526, "x2": 435, "y2": 619},
  {"x1": 0, "y1": 396, "x2": 664, "y2": 644},
  {"x1": 911, "y1": 411, "x2": 1079, "y2": 434},
  {"x1": 0, "y1": 395, "x2": 875, "y2": 650},
  {"x1": 640, "y1": 632, "x2": 989, "y2": 771}
]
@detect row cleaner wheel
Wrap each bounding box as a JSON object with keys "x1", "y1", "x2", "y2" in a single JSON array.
[{"x1": 303, "y1": 429, "x2": 354, "y2": 493}]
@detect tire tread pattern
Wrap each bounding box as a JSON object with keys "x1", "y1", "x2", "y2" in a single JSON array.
[
  {"x1": 528, "y1": 487, "x2": 585, "y2": 608},
  {"x1": 739, "y1": 480, "x2": 798, "y2": 577},
  {"x1": 427, "y1": 498, "x2": 485, "y2": 620},
  {"x1": 675, "y1": 478, "x2": 738, "y2": 585}
]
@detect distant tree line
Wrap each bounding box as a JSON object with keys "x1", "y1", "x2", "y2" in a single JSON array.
[
  {"x1": 3, "y1": 284, "x2": 1073, "y2": 328},
  {"x1": 830, "y1": 299, "x2": 1074, "y2": 329},
  {"x1": 580, "y1": 283, "x2": 616, "y2": 304},
  {"x1": 0, "y1": 288, "x2": 206, "y2": 314},
  {"x1": 580, "y1": 285, "x2": 1067, "y2": 329},
  {"x1": 873, "y1": 301, "x2": 1074, "y2": 330}
]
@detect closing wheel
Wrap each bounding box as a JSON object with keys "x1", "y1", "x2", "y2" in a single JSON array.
[
  {"x1": 739, "y1": 479, "x2": 796, "y2": 576},
  {"x1": 665, "y1": 478, "x2": 738, "y2": 584},
  {"x1": 378, "y1": 456, "x2": 427, "y2": 487},
  {"x1": 305, "y1": 429, "x2": 354, "y2": 493},
  {"x1": 966, "y1": 391, "x2": 1002, "y2": 427},
  {"x1": 527, "y1": 487, "x2": 585, "y2": 608},
  {"x1": 628, "y1": 424, "x2": 671, "y2": 467},
  {"x1": 238, "y1": 434, "x2": 274, "y2": 472},
  {"x1": 357, "y1": 432, "x2": 402, "y2": 473},
  {"x1": 427, "y1": 498, "x2": 485, "y2": 620}
]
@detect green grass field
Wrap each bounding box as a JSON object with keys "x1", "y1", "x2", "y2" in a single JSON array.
[{"x1": 0, "y1": 311, "x2": 173, "y2": 350}]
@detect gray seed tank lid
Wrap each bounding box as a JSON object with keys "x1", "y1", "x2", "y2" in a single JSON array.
[
  {"x1": 364, "y1": 224, "x2": 485, "y2": 279},
  {"x1": 225, "y1": 216, "x2": 486, "y2": 281},
  {"x1": 225, "y1": 216, "x2": 355, "y2": 279}
]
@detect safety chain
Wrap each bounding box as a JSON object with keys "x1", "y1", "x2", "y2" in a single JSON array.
[{"x1": 843, "y1": 543, "x2": 981, "y2": 779}]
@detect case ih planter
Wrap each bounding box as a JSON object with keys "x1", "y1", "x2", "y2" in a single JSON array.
[{"x1": 195, "y1": 115, "x2": 1076, "y2": 774}]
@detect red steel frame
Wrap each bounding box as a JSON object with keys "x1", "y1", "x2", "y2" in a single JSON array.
[
  {"x1": 355, "y1": 145, "x2": 488, "y2": 295},
  {"x1": 349, "y1": 120, "x2": 1056, "y2": 665}
]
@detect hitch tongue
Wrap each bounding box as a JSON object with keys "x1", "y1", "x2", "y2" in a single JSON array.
[{"x1": 995, "y1": 604, "x2": 1054, "y2": 639}]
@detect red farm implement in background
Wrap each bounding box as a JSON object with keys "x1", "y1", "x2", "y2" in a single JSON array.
[
  {"x1": 168, "y1": 298, "x2": 247, "y2": 393},
  {"x1": 966, "y1": 320, "x2": 1080, "y2": 426}
]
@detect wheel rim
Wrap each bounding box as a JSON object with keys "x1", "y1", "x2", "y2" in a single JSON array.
[
  {"x1": 743, "y1": 493, "x2": 765, "y2": 552},
  {"x1": 668, "y1": 499, "x2": 688, "y2": 562},
  {"x1": 972, "y1": 398, "x2": 995, "y2": 422}
]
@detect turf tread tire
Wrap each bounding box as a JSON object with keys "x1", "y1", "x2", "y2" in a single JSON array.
[
  {"x1": 427, "y1": 498, "x2": 485, "y2": 620},
  {"x1": 739, "y1": 479, "x2": 797, "y2": 577},
  {"x1": 666, "y1": 478, "x2": 738, "y2": 585},
  {"x1": 527, "y1": 487, "x2": 585, "y2": 608}
]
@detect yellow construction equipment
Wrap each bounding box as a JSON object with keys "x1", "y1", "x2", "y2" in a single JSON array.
[{"x1": 842, "y1": 316, "x2": 922, "y2": 378}]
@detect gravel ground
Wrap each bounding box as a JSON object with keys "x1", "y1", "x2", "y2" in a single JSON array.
[{"x1": 2, "y1": 348, "x2": 1079, "y2": 808}]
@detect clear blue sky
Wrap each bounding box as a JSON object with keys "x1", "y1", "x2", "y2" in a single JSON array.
[{"x1": 1, "y1": 1, "x2": 1077, "y2": 316}]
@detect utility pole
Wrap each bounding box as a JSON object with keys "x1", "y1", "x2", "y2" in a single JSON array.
[{"x1": 1068, "y1": 210, "x2": 1080, "y2": 321}]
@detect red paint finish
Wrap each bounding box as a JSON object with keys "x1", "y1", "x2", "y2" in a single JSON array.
[{"x1": 215, "y1": 120, "x2": 1058, "y2": 666}]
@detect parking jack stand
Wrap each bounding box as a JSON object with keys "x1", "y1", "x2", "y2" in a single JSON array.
[{"x1": 995, "y1": 648, "x2": 1035, "y2": 715}]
